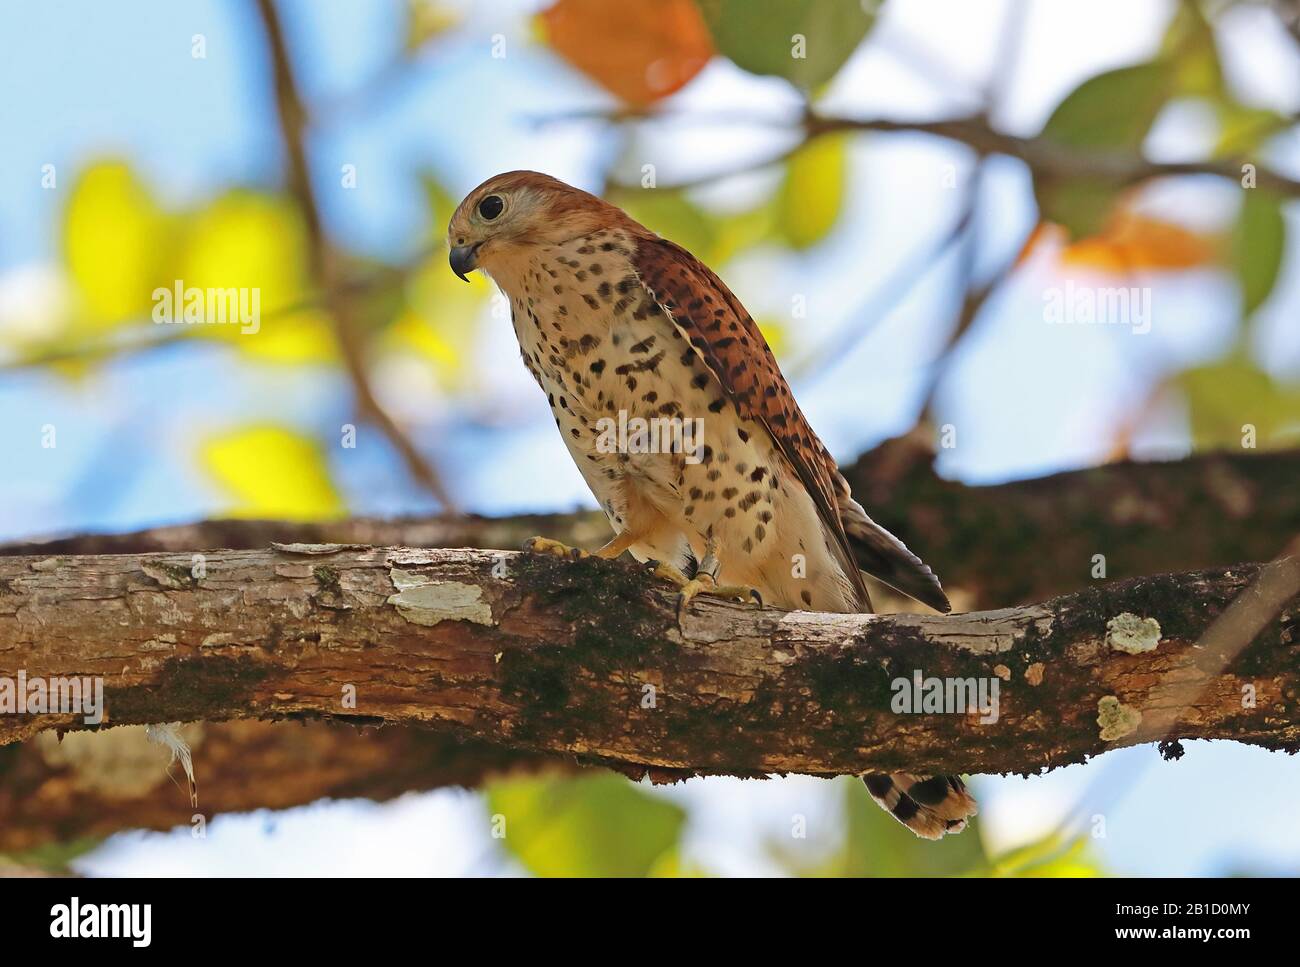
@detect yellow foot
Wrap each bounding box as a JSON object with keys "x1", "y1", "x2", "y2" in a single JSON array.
[
  {"x1": 523, "y1": 536, "x2": 589, "y2": 560},
  {"x1": 647, "y1": 563, "x2": 763, "y2": 617}
]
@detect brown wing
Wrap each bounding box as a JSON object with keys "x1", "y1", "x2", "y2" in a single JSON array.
[{"x1": 629, "y1": 235, "x2": 873, "y2": 610}]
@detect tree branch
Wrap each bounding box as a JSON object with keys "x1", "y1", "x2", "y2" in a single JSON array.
[
  {"x1": 8, "y1": 444, "x2": 1296, "y2": 611},
  {"x1": 2, "y1": 546, "x2": 1296, "y2": 784}
]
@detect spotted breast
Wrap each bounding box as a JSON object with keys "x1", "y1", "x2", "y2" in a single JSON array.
[{"x1": 490, "y1": 226, "x2": 863, "y2": 613}]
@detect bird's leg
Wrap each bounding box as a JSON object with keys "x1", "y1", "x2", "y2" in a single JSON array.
[
  {"x1": 593, "y1": 530, "x2": 638, "y2": 559},
  {"x1": 658, "y1": 538, "x2": 763, "y2": 617}
]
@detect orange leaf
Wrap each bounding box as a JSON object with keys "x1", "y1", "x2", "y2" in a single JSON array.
[
  {"x1": 540, "y1": 0, "x2": 714, "y2": 107},
  {"x1": 1055, "y1": 209, "x2": 1218, "y2": 272}
]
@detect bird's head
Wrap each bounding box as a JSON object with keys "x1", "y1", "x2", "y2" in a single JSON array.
[{"x1": 447, "y1": 171, "x2": 630, "y2": 282}]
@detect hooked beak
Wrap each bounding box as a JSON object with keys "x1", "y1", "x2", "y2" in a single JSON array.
[{"x1": 449, "y1": 243, "x2": 480, "y2": 282}]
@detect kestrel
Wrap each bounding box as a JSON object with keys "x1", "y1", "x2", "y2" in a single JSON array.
[{"x1": 449, "y1": 171, "x2": 976, "y2": 838}]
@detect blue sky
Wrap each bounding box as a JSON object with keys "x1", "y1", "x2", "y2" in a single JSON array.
[{"x1": 3, "y1": 0, "x2": 1299, "y2": 875}]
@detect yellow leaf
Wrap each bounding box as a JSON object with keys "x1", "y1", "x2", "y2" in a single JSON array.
[
  {"x1": 386, "y1": 308, "x2": 460, "y2": 371},
  {"x1": 989, "y1": 835, "x2": 1104, "y2": 878},
  {"x1": 777, "y1": 134, "x2": 848, "y2": 250},
  {"x1": 180, "y1": 192, "x2": 335, "y2": 363},
  {"x1": 63, "y1": 161, "x2": 173, "y2": 327},
  {"x1": 200, "y1": 425, "x2": 344, "y2": 521},
  {"x1": 383, "y1": 259, "x2": 491, "y2": 389},
  {"x1": 755, "y1": 317, "x2": 787, "y2": 358},
  {"x1": 539, "y1": 0, "x2": 713, "y2": 106},
  {"x1": 405, "y1": 0, "x2": 460, "y2": 55}
]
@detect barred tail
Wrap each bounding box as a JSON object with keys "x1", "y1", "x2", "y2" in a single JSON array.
[{"x1": 863, "y1": 772, "x2": 977, "y2": 840}]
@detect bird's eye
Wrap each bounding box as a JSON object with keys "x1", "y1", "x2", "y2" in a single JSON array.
[{"x1": 478, "y1": 195, "x2": 504, "y2": 220}]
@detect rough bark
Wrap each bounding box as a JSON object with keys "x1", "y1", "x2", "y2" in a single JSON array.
[
  {"x1": 8, "y1": 442, "x2": 1294, "y2": 611},
  {"x1": 2, "y1": 546, "x2": 1297, "y2": 788}
]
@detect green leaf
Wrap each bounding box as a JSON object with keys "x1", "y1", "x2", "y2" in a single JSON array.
[
  {"x1": 1041, "y1": 62, "x2": 1175, "y2": 151},
  {"x1": 766, "y1": 777, "x2": 988, "y2": 877},
  {"x1": 776, "y1": 133, "x2": 848, "y2": 249},
  {"x1": 486, "y1": 772, "x2": 685, "y2": 877},
  {"x1": 698, "y1": 0, "x2": 879, "y2": 91},
  {"x1": 1159, "y1": 3, "x2": 1295, "y2": 158},
  {"x1": 2, "y1": 838, "x2": 103, "y2": 876},
  {"x1": 607, "y1": 187, "x2": 718, "y2": 259},
  {"x1": 1160, "y1": 0, "x2": 1222, "y2": 99},
  {"x1": 1232, "y1": 189, "x2": 1286, "y2": 316},
  {"x1": 1035, "y1": 62, "x2": 1176, "y2": 238},
  {"x1": 839, "y1": 777, "x2": 988, "y2": 876},
  {"x1": 1034, "y1": 175, "x2": 1125, "y2": 241},
  {"x1": 1213, "y1": 104, "x2": 1294, "y2": 158},
  {"x1": 199, "y1": 424, "x2": 345, "y2": 521},
  {"x1": 1173, "y1": 355, "x2": 1300, "y2": 450}
]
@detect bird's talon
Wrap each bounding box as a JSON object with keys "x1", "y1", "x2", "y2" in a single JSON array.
[
  {"x1": 677, "y1": 575, "x2": 713, "y2": 610},
  {"x1": 524, "y1": 536, "x2": 588, "y2": 559},
  {"x1": 670, "y1": 573, "x2": 762, "y2": 614},
  {"x1": 650, "y1": 561, "x2": 691, "y2": 588}
]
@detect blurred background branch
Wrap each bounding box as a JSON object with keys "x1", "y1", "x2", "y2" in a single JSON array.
[
  {"x1": 0, "y1": 721, "x2": 563, "y2": 855},
  {"x1": 252, "y1": 0, "x2": 458, "y2": 512}
]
